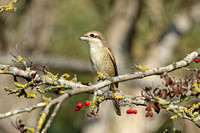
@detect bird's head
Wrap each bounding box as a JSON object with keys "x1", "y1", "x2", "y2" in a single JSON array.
[{"x1": 79, "y1": 31, "x2": 106, "y2": 45}]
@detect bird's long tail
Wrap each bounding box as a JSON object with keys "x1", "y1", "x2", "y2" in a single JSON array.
[
  {"x1": 110, "y1": 84, "x2": 121, "y2": 116},
  {"x1": 113, "y1": 100, "x2": 121, "y2": 116}
]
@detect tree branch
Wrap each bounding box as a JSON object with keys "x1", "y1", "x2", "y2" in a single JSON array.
[
  {"x1": 41, "y1": 102, "x2": 62, "y2": 133},
  {"x1": 0, "y1": 102, "x2": 47, "y2": 119}
]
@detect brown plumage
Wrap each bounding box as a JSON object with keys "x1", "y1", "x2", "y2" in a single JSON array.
[{"x1": 79, "y1": 31, "x2": 121, "y2": 116}]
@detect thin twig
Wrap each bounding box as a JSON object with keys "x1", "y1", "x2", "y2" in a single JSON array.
[
  {"x1": 42, "y1": 102, "x2": 62, "y2": 133},
  {"x1": 0, "y1": 102, "x2": 47, "y2": 119}
]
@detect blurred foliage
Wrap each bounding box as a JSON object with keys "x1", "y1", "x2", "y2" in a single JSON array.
[
  {"x1": 132, "y1": 0, "x2": 199, "y2": 61},
  {"x1": 48, "y1": 0, "x2": 112, "y2": 59}
]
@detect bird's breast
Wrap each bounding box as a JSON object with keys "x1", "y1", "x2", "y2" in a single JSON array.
[{"x1": 89, "y1": 44, "x2": 115, "y2": 77}]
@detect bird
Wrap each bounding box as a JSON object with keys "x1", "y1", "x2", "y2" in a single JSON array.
[{"x1": 79, "y1": 31, "x2": 121, "y2": 116}]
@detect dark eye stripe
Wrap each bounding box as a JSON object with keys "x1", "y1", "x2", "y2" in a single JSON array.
[
  {"x1": 94, "y1": 35, "x2": 101, "y2": 40},
  {"x1": 89, "y1": 33, "x2": 101, "y2": 40}
]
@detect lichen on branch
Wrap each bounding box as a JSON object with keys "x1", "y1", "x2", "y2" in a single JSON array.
[{"x1": 0, "y1": 0, "x2": 19, "y2": 12}]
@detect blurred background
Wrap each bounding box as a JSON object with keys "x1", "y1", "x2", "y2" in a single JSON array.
[{"x1": 0, "y1": 0, "x2": 200, "y2": 133}]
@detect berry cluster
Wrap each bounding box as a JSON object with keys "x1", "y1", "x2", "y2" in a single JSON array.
[
  {"x1": 75, "y1": 101, "x2": 90, "y2": 111},
  {"x1": 126, "y1": 109, "x2": 137, "y2": 114}
]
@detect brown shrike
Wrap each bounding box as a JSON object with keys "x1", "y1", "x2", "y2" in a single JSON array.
[{"x1": 79, "y1": 31, "x2": 121, "y2": 116}]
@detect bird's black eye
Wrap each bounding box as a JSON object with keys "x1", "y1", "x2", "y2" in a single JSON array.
[{"x1": 90, "y1": 34, "x2": 94, "y2": 37}]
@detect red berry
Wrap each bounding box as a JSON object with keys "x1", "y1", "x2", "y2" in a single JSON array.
[
  {"x1": 194, "y1": 58, "x2": 200, "y2": 63},
  {"x1": 132, "y1": 110, "x2": 137, "y2": 114},
  {"x1": 77, "y1": 102, "x2": 83, "y2": 108},
  {"x1": 75, "y1": 106, "x2": 80, "y2": 111},
  {"x1": 129, "y1": 110, "x2": 134, "y2": 114},
  {"x1": 85, "y1": 101, "x2": 90, "y2": 106},
  {"x1": 126, "y1": 110, "x2": 130, "y2": 114}
]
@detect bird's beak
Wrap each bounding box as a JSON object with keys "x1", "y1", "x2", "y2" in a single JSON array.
[{"x1": 79, "y1": 36, "x2": 88, "y2": 41}]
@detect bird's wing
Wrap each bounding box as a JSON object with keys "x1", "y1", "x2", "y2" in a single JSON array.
[{"x1": 106, "y1": 47, "x2": 118, "y2": 88}]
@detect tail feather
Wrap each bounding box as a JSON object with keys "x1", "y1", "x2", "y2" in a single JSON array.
[
  {"x1": 113, "y1": 100, "x2": 121, "y2": 116},
  {"x1": 110, "y1": 84, "x2": 121, "y2": 116}
]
